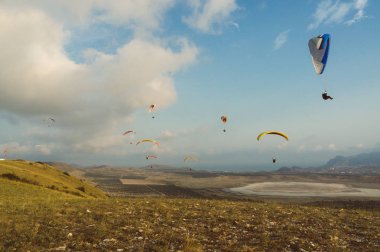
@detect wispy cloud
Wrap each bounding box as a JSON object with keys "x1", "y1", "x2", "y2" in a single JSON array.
[
  {"x1": 229, "y1": 21, "x2": 239, "y2": 30},
  {"x1": 308, "y1": 0, "x2": 368, "y2": 29},
  {"x1": 346, "y1": 0, "x2": 368, "y2": 25},
  {"x1": 273, "y1": 30, "x2": 290, "y2": 50},
  {"x1": 184, "y1": 0, "x2": 238, "y2": 34},
  {"x1": 157, "y1": 126, "x2": 208, "y2": 141}
]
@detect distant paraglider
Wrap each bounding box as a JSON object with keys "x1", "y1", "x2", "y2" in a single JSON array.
[
  {"x1": 257, "y1": 131, "x2": 288, "y2": 163},
  {"x1": 122, "y1": 130, "x2": 136, "y2": 144},
  {"x1": 221, "y1": 116, "x2": 228, "y2": 132},
  {"x1": 136, "y1": 139, "x2": 160, "y2": 147},
  {"x1": 149, "y1": 104, "x2": 156, "y2": 118},
  {"x1": 146, "y1": 155, "x2": 157, "y2": 160},
  {"x1": 122, "y1": 130, "x2": 135, "y2": 136},
  {"x1": 44, "y1": 117, "x2": 55, "y2": 127},
  {"x1": 2, "y1": 149, "x2": 8, "y2": 159},
  {"x1": 184, "y1": 155, "x2": 198, "y2": 162},
  {"x1": 308, "y1": 34, "x2": 333, "y2": 100}
]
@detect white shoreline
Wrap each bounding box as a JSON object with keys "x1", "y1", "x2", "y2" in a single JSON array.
[{"x1": 228, "y1": 182, "x2": 380, "y2": 197}]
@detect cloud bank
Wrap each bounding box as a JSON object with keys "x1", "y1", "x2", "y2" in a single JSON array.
[{"x1": 0, "y1": 3, "x2": 198, "y2": 156}]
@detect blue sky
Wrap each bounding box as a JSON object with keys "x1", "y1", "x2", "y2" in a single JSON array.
[{"x1": 0, "y1": 0, "x2": 379, "y2": 171}]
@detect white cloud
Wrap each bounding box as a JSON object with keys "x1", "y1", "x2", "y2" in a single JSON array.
[
  {"x1": 35, "y1": 144, "x2": 54, "y2": 155},
  {"x1": 308, "y1": 0, "x2": 368, "y2": 29},
  {"x1": 1, "y1": 142, "x2": 33, "y2": 156},
  {"x1": 0, "y1": 0, "x2": 176, "y2": 36},
  {"x1": 229, "y1": 21, "x2": 240, "y2": 30},
  {"x1": 356, "y1": 143, "x2": 364, "y2": 148},
  {"x1": 158, "y1": 126, "x2": 207, "y2": 141},
  {"x1": 328, "y1": 143, "x2": 337, "y2": 150},
  {"x1": 184, "y1": 0, "x2": 238, "y2": 34},
  {"x1": 0, "y1": 5, "x2": 198, "y2": 156},
  {"x1": 273, "y1": 30, "x2": 290, "y2": 50}
]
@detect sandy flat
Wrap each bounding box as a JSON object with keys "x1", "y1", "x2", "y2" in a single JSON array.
[
  {"x1": 228, "y1": 182, "x2": 380, "y2": 197},
  {"x1": 120, "y1": 179, "x2": 165, "y2": 185}
]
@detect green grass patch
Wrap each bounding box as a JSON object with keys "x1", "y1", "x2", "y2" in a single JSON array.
[{"x1": 0, "y1": 160, "x2": 106, "y2": 199}]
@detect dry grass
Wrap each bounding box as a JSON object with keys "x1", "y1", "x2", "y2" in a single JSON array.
[
  {"x1": 1, "y1": 161, "x2": 380, "y2": 251},
  {"x1": 0, "y1": 160, "x2": 106, "y2": 199},
  {"x1": 1, "y1": 178, "x2": 380, "y2": 251}
]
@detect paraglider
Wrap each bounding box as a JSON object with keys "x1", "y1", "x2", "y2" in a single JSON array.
[
  {"x1": 136, "y1": 139, "x2": 160, "y2": 146},
  {"x1": 149, "y1": 104, "x2": 156, "y2": 118},
  {"x1": 123, "y1": 130, "x2": 136, "y2": 144},
  {"x1": 122, "y1": 130, "x2": 135, "y2": 136},
  {"x1": 308, "y1": 34, "x2": 333, "y2": 100},
  {"x1": 146, "y1": 155, "x2": 157, "y2": 160},
  {"x1": 257, "y1": 131, "x2": 289, "y2": 141},
  {"x1": 184, "y1": 155, "x2": 198, "y2": 162},
  {"x1": 257, "y1": 131, "x2": 288, "y2": 163},
  {"x1": 221, "y1": 116, "x2": 228, "y2": 132},
  {"x1": 2, "y1": 149, "x2": 8, "y2": 159},
  {"x1": 44, "y1": 117, "x2": 55, "y2": 127}
]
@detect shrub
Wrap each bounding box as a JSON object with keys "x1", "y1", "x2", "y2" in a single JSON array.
[
  {"x1": 76, "y1": 186, "x2": 86, "y2": 192},
  {"x1": 0, "y1": 173, "x2": 40, "y2": 185},
  {"x1": 1, "y1": 173, "x2": 20, "y2": 181}
]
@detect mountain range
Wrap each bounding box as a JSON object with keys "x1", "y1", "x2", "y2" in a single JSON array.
[{"x1": 278, "y1": 151, "x2": 380, "y2": 174}]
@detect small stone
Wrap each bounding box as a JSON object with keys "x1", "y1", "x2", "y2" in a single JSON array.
[
  {"x1": 212, "y1": 227, "x2": 220, "y2": 233},
  {"x1": 54, "y1": 245, "x2": 66, "y2": 251}
]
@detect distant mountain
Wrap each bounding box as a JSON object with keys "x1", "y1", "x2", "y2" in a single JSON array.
[
  {"x1": 325, "y1": 152, "x2": 380, "y2": 168},
  {"x1": 276, "y1": 166, "x2": 306, "y2": 173},
  {"x1": 277, "y1": 151, "x2": 380, "y2": 174}
]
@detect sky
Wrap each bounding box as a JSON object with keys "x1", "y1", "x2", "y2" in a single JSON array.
[{"x1": 0, "y1": 0, "x2": 379, "y2": 171}]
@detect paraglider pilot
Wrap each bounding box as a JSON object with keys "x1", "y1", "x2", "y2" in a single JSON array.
[
  {"x1": 322, "y1": 91, "x2": 333, "y2": 100},
  {"x1": 272, "y1": 158, "x2": 276, "y2": 163}
]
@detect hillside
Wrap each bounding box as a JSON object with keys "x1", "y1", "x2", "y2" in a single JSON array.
[
  {"x1": 0, "y1": 160, "x2": 106, "y2": 199},
  {"x1": 1, "y1": 161, "x2": 380, "y2": 251}
]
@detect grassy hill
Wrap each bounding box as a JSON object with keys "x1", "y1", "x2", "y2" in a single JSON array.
[
  {"x1": 1, "y1": 160, "x2": 380, "y2": 251},
  {"x1": 0, "y1": 160, "x2": 106, "y2": 199}
]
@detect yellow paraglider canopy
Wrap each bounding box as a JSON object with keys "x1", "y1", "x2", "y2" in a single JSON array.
[
  {"x1": 257, "y1": 131, "x2": 288, "y2": 141},
  {"x1": 184, "y1": 155, "x2": 198, "y2": 162},
  {"x1": 136, "y1": 139, "x2": 160, "y2": 146}
]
